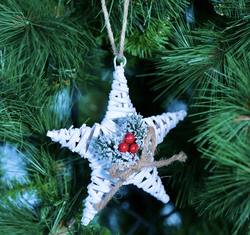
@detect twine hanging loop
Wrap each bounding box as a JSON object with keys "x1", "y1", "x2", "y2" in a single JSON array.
[{"x1": 101, "y1": 0, "x2": 130, "y2": 60}]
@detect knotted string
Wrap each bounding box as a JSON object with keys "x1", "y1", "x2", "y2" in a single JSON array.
[{"x1": 101, "y1": 0, "x2": 130, "y2": 59}]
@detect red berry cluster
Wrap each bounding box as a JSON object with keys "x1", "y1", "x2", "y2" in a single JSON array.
[{"x1": 118, "y1": 132, "x2": 139, "y2": 154}]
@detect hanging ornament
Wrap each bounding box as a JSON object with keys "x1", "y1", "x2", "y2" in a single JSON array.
[
  {"x1": 47, "y1": 0, "x2": 187, "y2": 226},
  {"x1": 47, "y1": 59, "x2": 187, "y2": 225}
]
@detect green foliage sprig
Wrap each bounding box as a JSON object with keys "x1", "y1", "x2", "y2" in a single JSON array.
[
  {"x1": 91, "y1": 114, "x2": 147, "y2": 166},
  {"x1": 194, "y1": 56, "x2": 250, "y2": 235},
  {"x1": 0, "y1": 0, "x2": 93, "y2": 77},
  {"x1": 210, "y1": 0, "x2": 250, "y2": 18},
  {"x1": 154, "y1": 20, "x2": 224, "y2": 99}
]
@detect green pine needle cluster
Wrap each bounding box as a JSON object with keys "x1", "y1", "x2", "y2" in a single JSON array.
[
  {"x1": 154, "y1": 22, "x2": 224, "y2": 99},
  {"x1": 154, "y1": 1, "x2": 250, "y2": 234},
  {"x1": 101, "y1": 0, "x2": 189, "y2": 58},
  {"x1": 194, "y1": 56, "x2": 250, "y2": 235},
  {"x1": 126, "y1": 19, "x2": 171, "y2": 58},
  {"x1": 210, "y1": 0, "x2": 249, "y2": 18},
  {"x1": 0, "y1": 0, "x2": 92, "y2": 78}
]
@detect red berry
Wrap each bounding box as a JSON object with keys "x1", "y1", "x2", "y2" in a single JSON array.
[
  {"x1": 118, "y1": 142, "x2": 129, "y2": 153},
  {"x1": 124, "y1": 132, "x2": 136, "y2": 144},
  {"x1": 129, "y1": 143, "x2": 139, "y2": 154}
]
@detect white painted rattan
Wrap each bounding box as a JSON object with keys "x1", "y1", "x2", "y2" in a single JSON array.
[{"x1": 47, "y1": 65, "x2": 187, "y2": 225}]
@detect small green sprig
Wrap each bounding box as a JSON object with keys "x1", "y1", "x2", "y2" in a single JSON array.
[{"x1": 91, "y1": 114, "x2": 147, "y2": 166}]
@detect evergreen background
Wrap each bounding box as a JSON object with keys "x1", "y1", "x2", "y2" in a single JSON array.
[{"x1": 0, "y1": 0, "x2": 249, "y2": 234}]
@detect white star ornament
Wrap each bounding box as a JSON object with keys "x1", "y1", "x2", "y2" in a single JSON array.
[{"x1": 47, "y1": 62, "x2": 187, "y2": 225}]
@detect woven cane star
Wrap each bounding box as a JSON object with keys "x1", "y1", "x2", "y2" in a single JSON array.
[{"x1": 47, "y1": 62, "x2": 187, "y2": 225}]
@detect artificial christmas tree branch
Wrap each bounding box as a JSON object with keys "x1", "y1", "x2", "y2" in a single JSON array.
[{"x1": 0, "y1": 0, "x2": 248, "y2": 234}]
